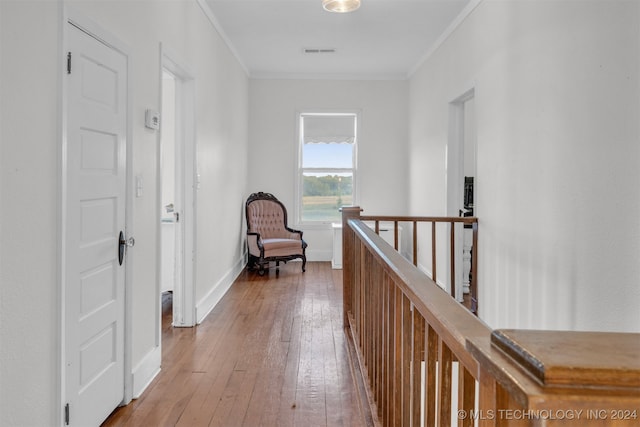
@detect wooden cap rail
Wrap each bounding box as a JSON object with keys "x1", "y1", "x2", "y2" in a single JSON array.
[
  {"x1": 467, "y1": 331, "x2": 640, "y2": 427},
  {"x1": 341, "y1": 206, "x2": 640, "y2": 427},
  {"x1": 489, "y1": 329, "x2": 640, "y2": 389}
]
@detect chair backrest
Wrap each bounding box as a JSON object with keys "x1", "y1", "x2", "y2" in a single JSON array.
[{"x1": 245, "y1": 192, "x2": 290, "y2": 239}]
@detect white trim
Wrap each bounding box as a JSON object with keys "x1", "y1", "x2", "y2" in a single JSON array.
[
  {"x1": 251, "y1": 71, "x2": 407, "y2": 81},
  {"x1": 57, "y1": 3, "x2": 66, "y2": 425},
  {"x1": 60, "y1": 7, "x2": 135, "y2": 425},
  {"x1": 306, "y1": 248, "x2": 333, "y2": 262},
  {"x1": 195, "y1": 253, "x2": 246, "y2": 324},
  {"x1": 407, "y1": 0, "x2": 484, "y2": 78},
  {"x1": 154, "y1": 48, "x2": 164, "y2": 363},
  {"x1": 123, "y1": 27, "x2": 136, "y2": 410},
  {"x1": 159, "y1": 45, "x2": 198, "y2": 329},
  {"x1": 131, "y1": 346, "x2": 162, "y2": 399},
  {"x1": 195, "y1": 0, "x2": 249, "y2": 76},
  {"x1": 446, "y1": 88, "x2": 476, "y2": 303}
]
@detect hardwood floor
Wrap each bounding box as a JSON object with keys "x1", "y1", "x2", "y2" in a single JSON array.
[{"x1": 102, "y1": 262, "x2": 371, "y2": 427}]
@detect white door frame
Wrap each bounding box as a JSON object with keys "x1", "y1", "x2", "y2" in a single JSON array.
[
  {"x1": 158, "y1": 44, "x2": 197, "y2": 328},
  {"x1": 446, "y1": 88, "x2": 475, "y2": 302},
  {"x1": 59, "y1": 8, "x2": 134, "y2": 425}
]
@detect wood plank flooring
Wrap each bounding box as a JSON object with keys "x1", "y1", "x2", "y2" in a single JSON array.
[{"x1": 102, "y1": 262, "x2": 370, "y2": 427}]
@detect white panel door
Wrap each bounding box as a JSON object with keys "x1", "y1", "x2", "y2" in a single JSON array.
[{"x1": 65, "y1": 23, "x2": 127, "y2": 427}]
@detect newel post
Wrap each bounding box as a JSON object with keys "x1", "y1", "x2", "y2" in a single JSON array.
[{"x1": 341, "y1": 206, "x2": 362, "y2": 327}]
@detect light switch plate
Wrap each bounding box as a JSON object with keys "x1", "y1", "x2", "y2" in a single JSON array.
[{"x1": 136, "y1": 175, "x2": 143, "y2": 197}]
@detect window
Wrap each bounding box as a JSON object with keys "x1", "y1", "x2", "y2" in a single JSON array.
[{"x1": 298, "y1": 113, "x2": 358, "y2": 223}]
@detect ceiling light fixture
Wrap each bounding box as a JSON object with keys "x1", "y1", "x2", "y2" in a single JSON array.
[{"x1": 322, "y1": 0, "x2": 361, "y2": 13}]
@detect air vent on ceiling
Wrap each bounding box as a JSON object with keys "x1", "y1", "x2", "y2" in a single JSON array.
[{"x1": 303, "y1": 48, "x2": 336, "y2": 54}]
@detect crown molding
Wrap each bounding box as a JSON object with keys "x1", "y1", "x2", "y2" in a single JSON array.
[
  {"x1": 407, "y1": 0, "x2": 484, "y2": 78},
  {"x1": 195, "y1": 0, "x2": 250, "y2": 77},
  {"x1": 250, "y1": 71, "x2": 407, "y2": 81}
]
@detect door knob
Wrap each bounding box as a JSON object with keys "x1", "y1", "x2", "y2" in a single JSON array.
[
  {"x1": 118, "y1": 232, "x2": 135, "y2": 266},
  {"x1": 118, "y1": 231, "x2": 125, "y2": 265}
]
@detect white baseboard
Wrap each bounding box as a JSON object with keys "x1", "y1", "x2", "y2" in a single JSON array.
[
  {"x1": 195, "y1": 253, "x2": 246, "y2": 324},
  {"x1": 131, "y1": 345, "x2": 161, "y2": 399},
  {"x1": 306, "y1": 248, "x2": 332, "y2": 262}
]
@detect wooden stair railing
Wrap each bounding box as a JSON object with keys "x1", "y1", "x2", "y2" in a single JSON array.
[
  {"x1": 341, "y1": 206, "x2": 640, "y2": 427},
  {"x1": 358, "y1": 212, "x2": 479, "y2": 313}
]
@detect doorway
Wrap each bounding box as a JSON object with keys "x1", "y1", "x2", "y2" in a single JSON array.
[
  {"x1": 447, "y1": 89, "x2": 476, "y2": 303},
  {"x1": 159, "y1": 48, "x2": 196, "y2": 328},
  {"x1": 160, "y1": 70, "x2": 180, "y2": 325}
]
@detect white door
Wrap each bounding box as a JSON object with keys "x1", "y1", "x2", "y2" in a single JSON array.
[{"x1": 64, "y1": 23, "x2": 128, "y2": 427}]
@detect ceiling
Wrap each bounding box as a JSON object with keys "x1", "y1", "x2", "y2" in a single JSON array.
[{"x1": 203, "y1": 0, "x2": 474, "y2": 80}]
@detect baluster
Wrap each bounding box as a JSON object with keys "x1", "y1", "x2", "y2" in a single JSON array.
[
  {"x1": 425, "y1": 325, "x2": 437, "y2": 427},
  {"x1": 394, "y1": 220, "x2": 399, "y2": 250},
  {"x1": 402, "y1": 294, "x2": 413, "y2": 426},
  {"x1": 438, "y1": 339, "x2": 453, "y2": 427},
  {"x1": 384, "y1": 276, "x2": 394, "y2": 426},
  {"x1": 450, "y1": 222, "x2": 456, "y2": 298},
  {"x1": 413, "y1": 220, "x2": 418, "y2": 266},
  {"x1": 471, "y1": 221, "x2": 479, "y2": 314},
  {"x1": 432, "y1": 222, "x2": 437, "y2": 283},
  {"x1": 412, "y1": 310, "x2": 425, "y2": 427},
  {"x1": 393, "y1": 286, "x2": 403, "y2": 426},
  {"x1": 459, "y1": 364, "x2": 475, "y2": 427}
]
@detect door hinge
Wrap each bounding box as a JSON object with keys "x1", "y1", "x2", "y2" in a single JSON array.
[
  {"x1": 64, "y1": 403, "x2": 70, "y2": 425},
  {"x1": 67, "y1": 52, "x2": 72, "y2": 74}
]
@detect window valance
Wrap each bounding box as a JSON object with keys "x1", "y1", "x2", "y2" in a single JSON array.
[{"x1": 302, "y1": 115, "x2": 355, "y2": 144}]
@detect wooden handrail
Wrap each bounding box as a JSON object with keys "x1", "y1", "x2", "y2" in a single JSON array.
[{"x1": 342, "y1": 206, "x2": 640, "y2": 427}]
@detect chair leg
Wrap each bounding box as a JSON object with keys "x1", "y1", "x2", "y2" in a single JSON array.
[
  {"x1": 248, "y1": 254, "x2": 257, "y2": 270},
  {"x1": 301, "y1": 255, "x2": 306, "y2": 272}
]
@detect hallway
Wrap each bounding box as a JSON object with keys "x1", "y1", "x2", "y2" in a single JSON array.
[{"x1": 102, "y1": 262, "x2": 370, "y2": 426}]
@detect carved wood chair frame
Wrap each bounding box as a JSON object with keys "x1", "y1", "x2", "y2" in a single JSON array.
[{"x1": 245, "y1": 192, "x2": 307, "y2": 275}]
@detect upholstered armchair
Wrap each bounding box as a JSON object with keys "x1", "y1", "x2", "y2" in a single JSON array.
[{"x1": 245, "y1": 192, "x2": 307, "y2": 275}]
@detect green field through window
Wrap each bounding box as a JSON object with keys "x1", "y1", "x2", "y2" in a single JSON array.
[{"x1": 302, "y1": 195, "x2": 353, "y2": 222}]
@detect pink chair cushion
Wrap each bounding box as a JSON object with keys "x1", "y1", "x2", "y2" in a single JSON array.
[
  {"x1": 247, "y1": 198, "x2": 303, "y2": 258},
  {"x1": 247, "y1": 199, "x2": 300, "y2": 240},
  {"x1": 262, "y1": 238, "x2": 304, "y2": 258}
]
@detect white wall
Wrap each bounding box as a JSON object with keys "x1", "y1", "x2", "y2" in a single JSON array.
[
  {"x1": 248, "y1": 79, "x2": 409, "y2": 260},
  {"x1": 0, "y1": 0, "x2": 249, "y2": 425},
  {"x1": 409, "y1": 0, "x2": 640, "y2": 332},
  {"x1": 1, "y1": 2, "x2": 61, "y2": 425}
]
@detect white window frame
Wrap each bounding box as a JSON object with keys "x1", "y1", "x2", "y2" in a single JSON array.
[{"x1": 295, "y1": 110, "x2": 360, "y2": 227}]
